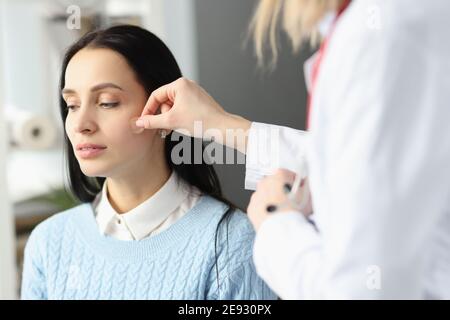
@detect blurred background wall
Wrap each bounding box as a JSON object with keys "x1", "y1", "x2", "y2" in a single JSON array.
[{"x1": 195, "y1": 0, "x2": 310, "y2": 208}]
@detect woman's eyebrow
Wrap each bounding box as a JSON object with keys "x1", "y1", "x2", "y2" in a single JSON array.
[
  {"x1": 91, "y1": 83, "x2": 124, "y2": 92},
  {"x1": 61, "y1": 83, "x2": 124, "y2": 95}
]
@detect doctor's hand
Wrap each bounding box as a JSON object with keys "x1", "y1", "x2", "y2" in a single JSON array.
[
  {"x1": 247, "y1": 169, "x2": 313, "y2": 232},
  {"x1": 136, "y1": 77, "x2": 251, "y2": 153}
]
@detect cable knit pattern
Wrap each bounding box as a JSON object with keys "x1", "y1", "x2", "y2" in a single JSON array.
[{"x1": 21, "y1": 195, "x2": 277, "y2": 300}]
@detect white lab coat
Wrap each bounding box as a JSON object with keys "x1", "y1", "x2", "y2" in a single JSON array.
[{"x1": 246, "y1": 0, "x2": 450, "y2": 299}]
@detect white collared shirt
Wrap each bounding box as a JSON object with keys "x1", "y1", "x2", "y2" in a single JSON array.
[
  {"x1": 93, "y1": 171, "x2": 202, "y2": 241},
  {"x1": 248, "y1": 0, "x2": 450, "y2": 299}
]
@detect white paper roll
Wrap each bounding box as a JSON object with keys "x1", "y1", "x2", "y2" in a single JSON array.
[{"x1": 5, "y1": 107, "x2": 57, "y2": 150}]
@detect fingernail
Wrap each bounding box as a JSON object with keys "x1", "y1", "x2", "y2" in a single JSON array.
[
  {"x1": 136, "y1": 119, "x2": 145, "y2": 127},
  {"x1": 266, "y1": 204, "x2": 277, "y2": 213},
  {"x1": 130, "y1": 117, "x2": 145, "y2": 134},
  {"x1": 283, "y1": 183, "x2": 292, "y2": 194}
]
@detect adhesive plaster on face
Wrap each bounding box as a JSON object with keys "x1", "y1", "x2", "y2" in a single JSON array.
[{"x1": 130, "y1": 117, "x2": 145, "y2": 134}]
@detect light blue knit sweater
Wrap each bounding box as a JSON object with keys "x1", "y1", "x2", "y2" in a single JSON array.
[{"x1": 21, "y1": 195, "x2": 277, "y2": 300}]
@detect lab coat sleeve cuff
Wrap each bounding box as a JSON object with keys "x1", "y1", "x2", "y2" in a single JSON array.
[
  {"x1": 245, "y1": 122, "x2": 276, "y2": 190},
  {"x1": 245, "y1": 122, "x2": 309, "y2": 190}
]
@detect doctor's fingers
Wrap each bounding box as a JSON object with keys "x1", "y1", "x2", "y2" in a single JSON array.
[
  {"x1": 253, "y1": 171, "x2": 298, "y2": 203},
  {"x1": 141, "y1": 77, "x2": 196, "y2": 117},
  {"x1": 137, "y1": 103, "x2": 175, "y2": 130},
  {"x1": 273, "y1": 168, "x2": 296, "y2": 181},
  {"x1": 256, "y1": 176, "x2": 291, "y2": 197},
  {"x1": 139, "y1": 78, "x2": 194, "y2": 126},
  {"x1": 141, "y1": 82, "x2": 175, "y2": 117}
]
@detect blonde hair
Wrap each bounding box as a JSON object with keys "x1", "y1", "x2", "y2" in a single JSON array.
[{"x1": 249, "y1": 0, "x2": 346, "y2": 67}]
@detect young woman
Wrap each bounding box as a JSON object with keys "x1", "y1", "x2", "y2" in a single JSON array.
[{"x1": 21, "y1": 25, "x2": 276, "y2": 300}]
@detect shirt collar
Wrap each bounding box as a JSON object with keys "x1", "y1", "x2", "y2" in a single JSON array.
[
  {"x1": 317, "y1": 11, "x2": 338, "y2": 38},
  {"x1": 95, "y1": 171, "x2": 190, "y2": 240},
  {"x1": 318, "y1": 0, "x2": 351, "y2": 38},
  {"x1": 303, "y1": 10, "x2": 339, "y2": 91}
]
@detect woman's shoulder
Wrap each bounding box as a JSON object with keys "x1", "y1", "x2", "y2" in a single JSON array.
[
  {"x1": 197, "y1": 195, "x2": 254, "y2": 235},
  {"x1": 27, "y1": 203, "x2": 90, "y2": 245},
  {"x1": 198, "y1": 195, "x2": 256, "y2": 257}
]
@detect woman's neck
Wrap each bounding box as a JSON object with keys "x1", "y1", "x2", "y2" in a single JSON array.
[{"x1": 105, "y1": 161, "x2": 171, "y2": 214}]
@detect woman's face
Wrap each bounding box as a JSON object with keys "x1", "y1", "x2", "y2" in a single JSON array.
[{"x1": 63, "y1": 48, "x2": 164, "y2": 178}]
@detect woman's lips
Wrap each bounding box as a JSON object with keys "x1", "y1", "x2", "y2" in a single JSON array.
[{"x1": 76, "y1": 147, "x2": 107, "y2": 159}]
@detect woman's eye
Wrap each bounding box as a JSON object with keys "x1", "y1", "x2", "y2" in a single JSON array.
[
  {"x1": 99, "y1": 102, "x2": 119, "y2": 108},
  {"x1": 66, "y1": 105, "x2": 78, "y2": 111}
]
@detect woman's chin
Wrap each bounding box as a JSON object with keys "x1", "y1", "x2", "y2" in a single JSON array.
[{"x1": 79, "y1": 165, "x2": 109, "y2": 178}]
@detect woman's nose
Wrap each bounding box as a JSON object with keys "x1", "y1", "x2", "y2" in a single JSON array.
[{"x1": 72, "y1": 106, "x2": 98, "y2": 134}]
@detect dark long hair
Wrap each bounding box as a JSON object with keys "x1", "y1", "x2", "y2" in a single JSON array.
[{"x1": 59, "y1": 25, "x2": 236, "y2": 289}]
